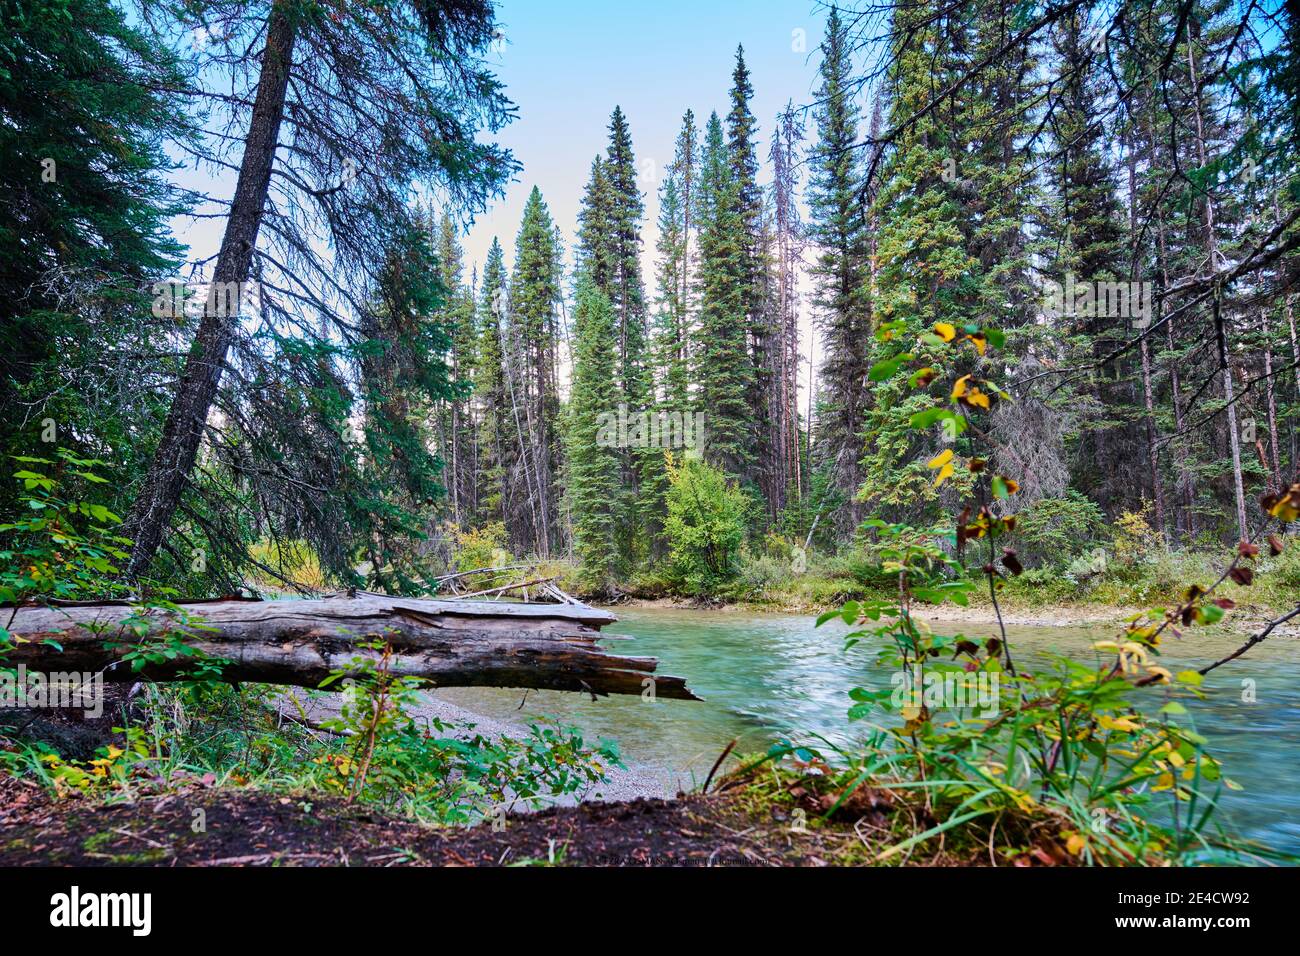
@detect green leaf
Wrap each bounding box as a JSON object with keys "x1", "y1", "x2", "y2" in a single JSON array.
[{"x1": 868, "y1": 353, "x2": 913, "y2": 382}]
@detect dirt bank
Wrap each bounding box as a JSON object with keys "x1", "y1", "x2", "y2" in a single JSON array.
[{"x1": 0, "y1": 767, "x2": 1073, "y2": 867}]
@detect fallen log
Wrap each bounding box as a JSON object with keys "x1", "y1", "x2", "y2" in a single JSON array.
[{"x1": 0, "y1": 595, "x2": 699, "y2": 700}]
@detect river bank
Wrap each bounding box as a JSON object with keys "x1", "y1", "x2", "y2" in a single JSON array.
[
  {"x1": 0, "y1": 750, "x2": 1087, "y2": 867},
  {"x1": 605, "y1": 594, "x2": 1300, "y2": 638}
]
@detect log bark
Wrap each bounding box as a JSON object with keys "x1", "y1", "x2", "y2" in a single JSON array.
[{"x1": 0, "y1": 596, "x2": 699, "y2": 701}]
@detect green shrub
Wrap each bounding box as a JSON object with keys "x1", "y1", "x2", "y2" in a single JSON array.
[
  {"x1": 664, "y1": 457, "x2": 748, "y2": 596},
  {"x1": 1009, "y1": 491, "x2": 1105, "y2": 568}
]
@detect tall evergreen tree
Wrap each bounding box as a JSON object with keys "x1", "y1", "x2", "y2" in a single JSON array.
[
  {"x1": 434, "y1": 209, "x2": 479, "y2": 528},
  {"x1": 475, "y1": 238, "x2": 511, "y2": 528},
  {"x1": 0, "y1": 0, "x2": 191, "y2": 516},
  {"x1": 1039, "y1": 7, "x2": 1148, "y2": 525},
  {"x1": 725, "y1": 46, "x2": 773, "y2": 498},
  {"x1": 565, "y1": 276, "x2": 623, "y2": 589},
  {"x1": 808, "y1": 5, "x2": 872, "y2": 530},
  {"x1": 122, "y1": 0, "x2": 516, "y2": 580},
  {"x1": 507, "y1": 186, "x2": 563, "y2": 555},
  {"x1": 577, "y1": 107, "x2": 658, "y2": 559},
  {"x1": 767, "y1": 103, "x2": 807, "y2": 514},
  {"x1": 576, "y1": 155, "x2": 615, "y2": 292},
  {"x1": 693, "y1": 112, "x2": 755, "y2": 479}
]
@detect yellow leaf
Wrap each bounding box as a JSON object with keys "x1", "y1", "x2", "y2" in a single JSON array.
[
  {"x1": 1065, "y1": 832, "x2": 1087, "y2": 856},
  {"x1": 933, "y1": 461, "x2": 955, "y2": 487},
  {"x1": 927, "y1": 448, "x2": 953, "y2": 469},
  {"x1": 966, "y1": 387, "x2": 990, "y2": 409},
  {"x1": 965, "y1": 333, "x2": 987, "y2": 355},
  {"x1": 934, "y1": 322, "x2": 957, "y2": 342},
  {"x1": 1098, "y1": 714, "x2": 1140, "y2": 733},
  {"x1": 951, "y1": 375, "x2": 970, "y2": 399}
]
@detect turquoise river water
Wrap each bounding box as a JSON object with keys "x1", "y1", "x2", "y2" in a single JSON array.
[{"x1": 438, "y1": 606, "x2": 1300, "y2": 854}]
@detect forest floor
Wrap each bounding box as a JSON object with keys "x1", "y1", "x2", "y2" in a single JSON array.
[{"x1": 0, "y1": 766, "x2": 1072, "y2": 867}]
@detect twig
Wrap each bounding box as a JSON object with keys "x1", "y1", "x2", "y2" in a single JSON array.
[
  {"x1": 1199, "y1": 604, "x2": 1300, "y2": 675},
  {"x1": 703, "y1": 738, "x2": 739, "y2": 794}
]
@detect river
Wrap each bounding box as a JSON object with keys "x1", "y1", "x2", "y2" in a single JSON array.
[{"x1": 436, "y1": 605, "x2": 1300, "y2": 855}]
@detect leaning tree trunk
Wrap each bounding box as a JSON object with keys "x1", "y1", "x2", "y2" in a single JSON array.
[
  {"x1": 124, "y1": 5, "x2": 297, "y2": 580},
  {"x1": 1, "y1": 595, "x2": 698, "y2": 700}
]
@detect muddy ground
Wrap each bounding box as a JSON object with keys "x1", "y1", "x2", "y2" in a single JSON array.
[{"x1": 0, "y1": 772, "x2": 878, "y2": 867}]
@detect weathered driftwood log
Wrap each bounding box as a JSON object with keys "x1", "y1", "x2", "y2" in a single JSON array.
[{"x1": 1, "y1": 595, "x2": 699, "y2": 700}]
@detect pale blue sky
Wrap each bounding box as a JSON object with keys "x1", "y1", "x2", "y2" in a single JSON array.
[
  {"x1": 461, "y1": 0, "x2": 832, "y2": 283},
  {"x1": 169, "y1": 0, "x2": 836, "y2": 361}
]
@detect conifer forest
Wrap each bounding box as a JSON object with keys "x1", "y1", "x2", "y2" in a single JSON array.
[{"x1": 2, "y1": 0, "x2": 1300, "y2": 903}]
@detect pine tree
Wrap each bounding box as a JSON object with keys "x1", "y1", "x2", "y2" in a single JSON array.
[
  {"x1": 0, "y1": 0, "x2": 190, "y2": 513},
  {"x1": 576, "y1": 155, "x2": 615, "y2": 292},
  {"x1": 694, "y1": 112, "x2": 755, "y2": 479},
  {"x1": 725, "y1": 46, "x2": 773, "y2": 499},
  {"x1": 670, "y1": 111, "x2": 700, "y2": 330},
  {"x1": 507, "y1": 186, "x2": 563, "y2": 555},
  {"x1": 1040, "y1": 8, "x2": 1151, "y2": 528},
  {"x1": 808, "y1": 5, "x2": 872, "y2": 530},
  {"x1": 434, "y1": 209, "x2": 479, "y2": 528},
  {"x1": 602, "y1": 106, "x2": 650, "y2": 403},
  {"x1": 475, "y1": 238, "x2": 510, "y2": 528},
  {"x1": 122, "y1": 0, "x2": 516, "y2": 579},
  {"x1": 577, "y1": 107, "x2": 659, "y2": 561},
  {"x1": 861, "y1": 0, "x2": 1040, "y2": 524},
  {"x1": 653, "y1": 111, "x2": 700, "y2": 419},
  {"x1": 654, "y1": 175, "x2": 691, "y2": 418},
  {"x1": 565, "y1": 276, "x2": 623, "y2": 589},
  {"x1": 767, "y1": 103, "x2": 806, "y2": 514}
]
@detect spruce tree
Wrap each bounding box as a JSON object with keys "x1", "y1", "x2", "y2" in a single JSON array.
[
  {"x1": 123, "y1": 0, "x2": 516, "y2": 579},
  {"x1": 767, "y1": 103, "x2": 806, "y2": 514},
  {"x1": 475, "y1": 238, "x2": 510, "y2": 527},
  {"x1": 508, "y1": 186, "x2": 563, "y2": 555},
  {"x1": 0, "y1": 0, "x2": 190, "y2": 514},
  {"x1": 565, "y1": 276, "x2": 623, "y2": 589},
  {"x1": 1041, "y1": 8, "x2": 1144, "y2": 524},
  {"x1": 434, "y1": 209, "x2": 479, "y2": 527},
  {"x1": 726, "y1": 46, "x2": 772, "y2": 499},
  {"x1": 808, "y1": 5, "x2": 872, "y2": 529},
  {"x1": 693, "y1": 112, "x2": 755, "y2": 479},
  {"x1": 576, "y1": 155, "x2": 616, "y2": 293},
  {"x1": 577, "y1": 107, "x2": 659, "y2": 562}
]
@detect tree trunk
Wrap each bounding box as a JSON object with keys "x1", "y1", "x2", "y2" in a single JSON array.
[
  {"x1": 1187, "y1": 28, "x2": 1246, "y2": 541},
  {"x1": 1, "y1": 595, "x2": 698, "y2": 700},
  {"x1": 1286, "y1": 292, "x2": 1299, "y2": 475},
  {"x1": 1128, "y1": 131, "x2": 1165, "y2": 539},
  {"x1": 124, "y1": 5, "x2": 297, "y2": 580},
  {"x1": 1147, "y1": 106, "x2": 1193, "y2": 538},
  {"x1": 1263, "y1": 310, "x2": 1283, "y2": 492}
]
